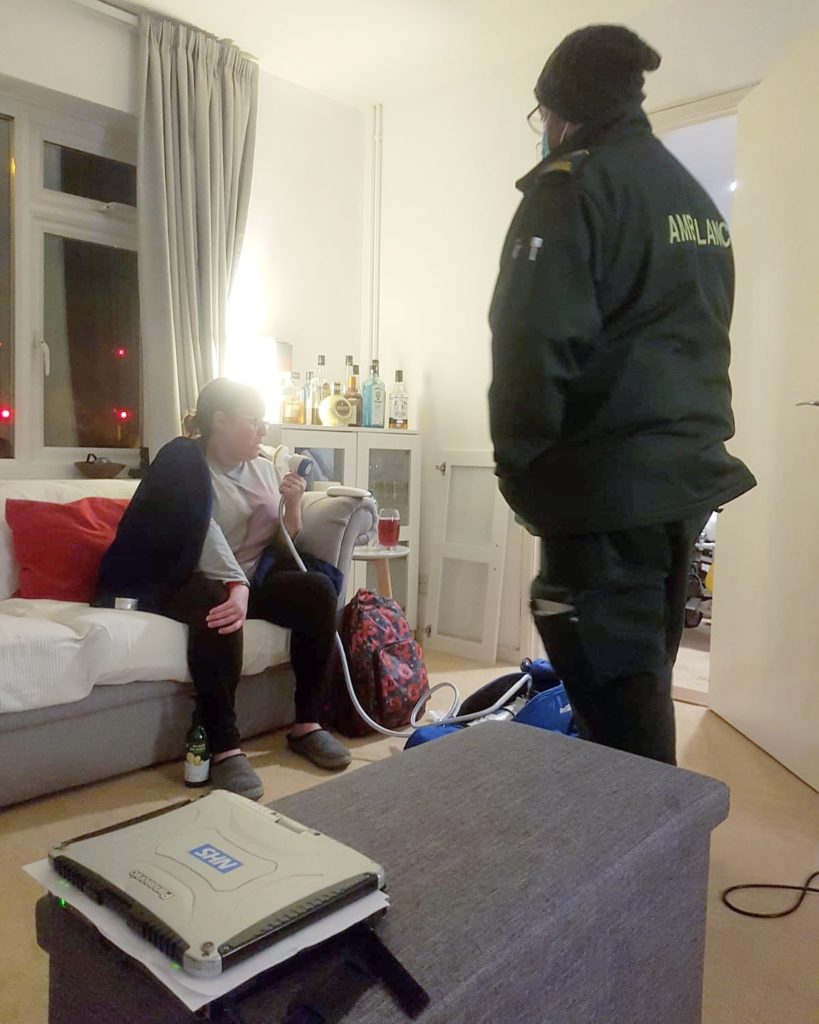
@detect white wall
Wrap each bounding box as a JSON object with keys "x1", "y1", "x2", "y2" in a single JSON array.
[
  {"x1": 662, "y1": 116, "x2": 737, "y2": 224},
  {"x1": 228, "y1": 72, "x2": 366, "y2": 382},
  {"x1": 378, "y1": 60, "x2": 537, "y2": 646},
  {"x1": 0, "y1": 0, "x2": 137, "y2": 115}
]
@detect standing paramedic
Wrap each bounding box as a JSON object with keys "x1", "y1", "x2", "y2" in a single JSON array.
[{"x1": 488, "y1": 25, "x2": 755, "y2": 764}]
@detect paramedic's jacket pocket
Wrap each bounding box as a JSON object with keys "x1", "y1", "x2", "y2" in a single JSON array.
[{"x1": 489, "y1": 176, "x2": 604, "y2": 477}]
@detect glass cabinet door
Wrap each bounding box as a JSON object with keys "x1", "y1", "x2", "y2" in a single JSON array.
[
  {"x1": 280, "y1": 428, "x2": 356, "y2": 490},
  {"x1": 363, "y1": 446, "x2": 412, "y2": 538},
  {"x1": 355, "y1": 432, "x2": 421, "y2": 628},
  {"x1": 295, "y1": 445, "x2": 346, "y2": 485}
]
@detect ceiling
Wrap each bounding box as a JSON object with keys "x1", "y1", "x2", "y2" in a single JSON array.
[{"x1": 131, "y1": 0, "x2": 819, "y2": 108}]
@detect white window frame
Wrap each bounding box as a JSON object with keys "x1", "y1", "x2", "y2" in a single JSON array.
[{"x1": 0, "y1": 85, "x2": 139, "y2": 478}]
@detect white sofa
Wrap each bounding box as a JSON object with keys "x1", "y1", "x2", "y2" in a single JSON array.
[{"x1": 0, "y1": 478, "x2": 376, "y2": 807}]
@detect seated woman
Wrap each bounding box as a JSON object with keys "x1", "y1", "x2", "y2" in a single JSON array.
[{"x1": 95, "y1": 377, "x2": 351, "y2": 800}]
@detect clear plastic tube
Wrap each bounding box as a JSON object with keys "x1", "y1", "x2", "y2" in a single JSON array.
[{"x1": 277, "y1": 496, "x2": 528, "y2": 738}]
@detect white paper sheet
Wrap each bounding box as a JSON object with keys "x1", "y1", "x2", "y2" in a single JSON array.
[{"x1": 26, "y1": 859, "x2": 389, "y2": 1012}]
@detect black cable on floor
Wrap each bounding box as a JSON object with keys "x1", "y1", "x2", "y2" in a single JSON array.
[{"x1": 721, "y1": 870, "x2": 819, "y2": 919}]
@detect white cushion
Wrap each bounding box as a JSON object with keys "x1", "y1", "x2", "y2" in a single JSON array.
[
  {"x1": 0, "y1": 479, "x2": 139, "y2": 600},
  {"x1": 0, "y1": 599, "x2": 289, "y2": 714}
]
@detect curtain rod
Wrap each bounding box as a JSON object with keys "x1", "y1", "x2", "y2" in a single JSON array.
[
  {"x1": 70, "y1": 0, "x2": 260, "y2": 64},
  {"x1": 72, "y1": 0, "x2": 138, "y2": 27}
]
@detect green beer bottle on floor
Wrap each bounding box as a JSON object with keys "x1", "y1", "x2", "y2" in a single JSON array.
[{"x1": 184, "y1": 712, "x2": 210, "y2": 788}]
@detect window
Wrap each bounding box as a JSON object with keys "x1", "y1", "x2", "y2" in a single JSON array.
[
  {"x1": 0, "y1": 117, "x2": 13, "y2": 459},
  {"x1": 0, "y1": 88, "x2": 140, "y2": 474},
  {"x1": 43, "y1": 142, "x2": 136, "y2": 207},
  {"x1": 43, "y1": 234, "x2": 140, "y2": 448}
]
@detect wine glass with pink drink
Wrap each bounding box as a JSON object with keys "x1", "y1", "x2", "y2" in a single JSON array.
[{"x1": 377, "y1": 508, "x2": 400, "y2": 549}]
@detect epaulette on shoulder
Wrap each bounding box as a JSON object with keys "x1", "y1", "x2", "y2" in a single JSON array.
[{"x1": 543, "y1": 149, "x2": 590, "y2": 176}]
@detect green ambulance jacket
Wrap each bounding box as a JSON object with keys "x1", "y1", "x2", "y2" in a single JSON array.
[{"x1": 489, "y1": 104, "x2": 756, "y2": 537}]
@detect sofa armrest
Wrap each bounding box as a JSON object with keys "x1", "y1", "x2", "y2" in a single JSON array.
[{"x1": 298, "y1": 492, "x2": 377, "y2": 585}]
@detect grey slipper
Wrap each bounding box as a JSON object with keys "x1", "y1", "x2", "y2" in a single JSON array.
[
  {"x1": 209, "y1": 753, "x2": 264, "y2": 801},
  {"x1": 287, "y1": 729, "x2": 352, "y2": 771}
]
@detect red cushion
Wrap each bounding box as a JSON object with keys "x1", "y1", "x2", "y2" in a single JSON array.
[{"x1": 5, "y1": 497, "x2": 130, "y2": 603}]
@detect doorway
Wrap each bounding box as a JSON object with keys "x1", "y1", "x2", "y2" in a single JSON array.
[{"x1": 661, "y1": 114, "x2": 738, "y2": 705}]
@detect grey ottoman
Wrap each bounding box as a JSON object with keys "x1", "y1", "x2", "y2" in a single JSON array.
[{"x1": 36, "y1": 723, "x2": 728, "y2": 1023}]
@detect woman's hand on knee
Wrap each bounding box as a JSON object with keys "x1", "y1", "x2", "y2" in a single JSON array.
[{"x1": 206, "y1": 583, "x2": 249, "y2": 635}]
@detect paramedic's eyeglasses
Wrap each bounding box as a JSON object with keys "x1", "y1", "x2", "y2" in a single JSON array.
[
  {"x1": 527, "y1": 105, "x2": 547, "y2": 135},
  {"x1": 235, "y1": 415, "x2": 270, "y2": 433}
]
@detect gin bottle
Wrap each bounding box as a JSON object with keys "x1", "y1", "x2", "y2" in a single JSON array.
[{"x1": 362, "y1": 360, "x2": 386, "y2": 428}]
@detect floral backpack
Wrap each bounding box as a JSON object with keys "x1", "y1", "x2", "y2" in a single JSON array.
[{"x1": 326, "y1": 589, "x2": 430, "y2": 738}]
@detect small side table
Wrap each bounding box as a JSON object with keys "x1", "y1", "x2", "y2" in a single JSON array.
[{"x1": 352, "y1": 544, "x2": 410, "y2": 599}]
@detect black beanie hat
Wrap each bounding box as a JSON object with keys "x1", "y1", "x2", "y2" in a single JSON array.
[{"x1": 535, "y1": 25, "x2": 661, "y2": 123}]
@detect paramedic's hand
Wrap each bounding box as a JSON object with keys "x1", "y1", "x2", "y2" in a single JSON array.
[
  {"x1": 280, "y1": 472, "x2": 306, "y2": 537},
  {"x1": 207, "y1": 583, "x2": 249, "y2": 635}
]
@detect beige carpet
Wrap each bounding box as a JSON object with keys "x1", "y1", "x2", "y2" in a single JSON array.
[
  {"x1": 674, "y1": 623, "x2": 712, "y2": 704},
  {"x1": 1, "y1": 651, "x2": 816, "y2": 1024}
]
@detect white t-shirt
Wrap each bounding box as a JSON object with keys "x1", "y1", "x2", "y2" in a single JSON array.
[{"x1": 197, "y1": 456, "x2": 282, "y2": 585}]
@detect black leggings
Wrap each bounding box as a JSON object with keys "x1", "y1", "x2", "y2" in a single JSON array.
[{"x1": 162, "y1": 562, "x2": 338, "y2": 754}]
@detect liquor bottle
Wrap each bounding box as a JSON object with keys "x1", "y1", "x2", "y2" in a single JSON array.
[
  {"x1": 307, "y1": 370, "x2": 323, "y2": 425},
  {"x1": 319, "y1": 382, "x2": 354, "y2": 426},
  {"x1": 317, "y1": 354, "x2": 332, "y2": 401},
  {"x1": 281, "y1": 372, "x2": 305, "y2": 425},
  {"x1": 279, "y1": 374, "x2": 292, "y2": 424},
  {"x1": 389, "y1": 370, "x2": 409, "y2": 430},
  {"x1": 304, "y1": 371, "x2": 316, "y2": 426},
  {"x1": 346, "y1": 364, "x2": 363, "y2": 427},
  {"x1": 184, "y1": 712, "x2": 210, "y2": 787},
  {"x1": 335, "y1": 354, "x2": 354, "y2": 399},
  {"x1": 361, "y1": 359, "x2": 386, "y2": 428}
]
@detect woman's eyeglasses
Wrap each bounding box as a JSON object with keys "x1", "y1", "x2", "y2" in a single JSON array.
[
  {"x1": 235, "y1": 415, "x2": 270, "y2": 433},
  {"x1": 527, "y1": 105, "x2": 547, "y2": 135}
]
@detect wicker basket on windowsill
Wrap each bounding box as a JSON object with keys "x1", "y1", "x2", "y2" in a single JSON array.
[{"x1": 74, "y1": 459, "x2": 126, "y2": 480}]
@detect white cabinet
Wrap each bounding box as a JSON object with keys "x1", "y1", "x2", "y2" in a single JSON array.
[
  {"x1": 279, "y1": 427, "x2": 357, "y2": 490},
  {"x1": 276, "y1": 426, "x2": 422, "y2": 628}
]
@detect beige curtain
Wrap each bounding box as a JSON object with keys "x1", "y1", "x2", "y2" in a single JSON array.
[{"x1": 138, "y1": 14, "x2": 258, "y2": 455}]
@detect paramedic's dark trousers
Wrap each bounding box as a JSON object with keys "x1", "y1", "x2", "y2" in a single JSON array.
[
  {"x1": 162, "y1": 566, "x2": 338, "y2": 754},
  {"x1": 531, "y1": 517, "x2": 707, "y2": 765}
]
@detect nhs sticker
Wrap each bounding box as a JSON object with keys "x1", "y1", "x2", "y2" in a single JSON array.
[{"x1": 189, "y1": 844, "x2": 243, "y2": 873}]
